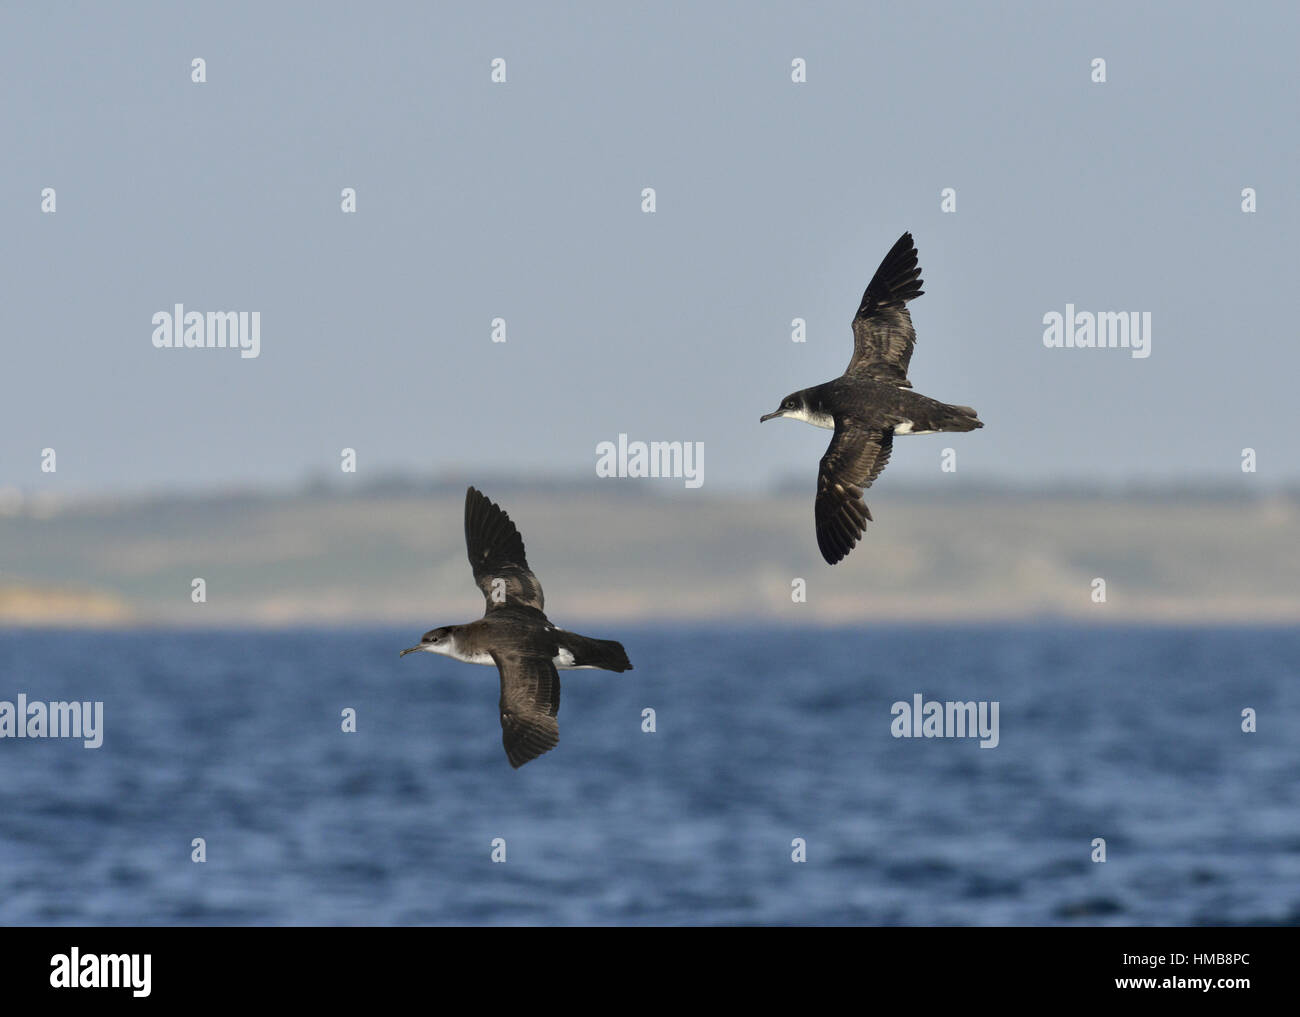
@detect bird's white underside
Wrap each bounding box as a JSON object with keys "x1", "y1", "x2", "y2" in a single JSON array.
[
  {"x1": 783, "y1": 407, "x2": 936, "y2": 436},
  {"x1": 782, "y1": 406, "x2": 835, "y2": 429},
  {"x1": 416, "y1": 636, "x2": 594, "y2": 669}
]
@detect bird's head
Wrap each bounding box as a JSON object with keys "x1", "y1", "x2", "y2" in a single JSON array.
[
  {"x1": 760, "y1": 391, "x2": 807, "y2": 423},
  {"x1": 400, "y1": 626, "x2": 456, "y2": 658}
]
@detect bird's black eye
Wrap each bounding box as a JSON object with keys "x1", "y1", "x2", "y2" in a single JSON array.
[{"x1": 785, "y1": 400, "x2": 795, "y2": 409}]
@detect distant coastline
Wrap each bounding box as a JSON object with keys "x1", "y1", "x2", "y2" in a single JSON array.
[{"x1": 2, "y1": 483, "x2": 1296, "y2": 627}]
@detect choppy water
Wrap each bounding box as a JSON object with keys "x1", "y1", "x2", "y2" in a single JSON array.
[{"x1": 0, "y1": 625, "x2": 1297, "y2": 925}]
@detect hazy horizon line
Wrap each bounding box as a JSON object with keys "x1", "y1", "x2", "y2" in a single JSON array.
[{"x1": 3, "y1": 470, "x2": 1292, "y2": 507}]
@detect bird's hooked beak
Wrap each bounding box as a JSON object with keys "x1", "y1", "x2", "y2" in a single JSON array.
[
  {"x1": 399, "y1": 646, "x2": 423, "y2": 657},
  {"x1": 759, "y1": 409, "x2": 783, "y2": 423}
]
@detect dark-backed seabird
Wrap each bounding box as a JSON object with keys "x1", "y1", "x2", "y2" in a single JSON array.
[
  {"x1": 400, "y1": 487, "x2": 633, "y2": 768},
  {"x1": 760, "y1": 232, "x2": 983, "y2": 564}
]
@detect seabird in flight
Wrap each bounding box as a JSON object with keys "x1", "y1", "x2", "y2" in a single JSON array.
[
  {"x1": 400, "y1": 487, "x2": 633, "y2": 768},
  {"x1": 760, "y1": 232, "x2": 983, "y2": 564}
]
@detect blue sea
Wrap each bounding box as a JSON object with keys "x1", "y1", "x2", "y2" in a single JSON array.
[{"x1": 1, "y1": 625, "x2": 1296, "y2": 926}]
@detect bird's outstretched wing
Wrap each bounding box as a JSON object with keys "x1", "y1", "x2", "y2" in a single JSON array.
[
  {"x1": 493, "y1": 649, "x2": 561, "y2": 768},
  {"x1": 465, "y1": 487, "x2": 545, "y2": 613},
  {"x1": 846, "y1": 232, "x2": 924, "y2": 386},
  {"x1": 815, "y1": 422, "x2": 894, "y2": 565}
]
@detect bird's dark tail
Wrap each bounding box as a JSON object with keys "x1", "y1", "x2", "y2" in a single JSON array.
[
  {"x1": 556, "y1": 632, "x2": 633, "y2": 672},
  {"x1": 935, "y1": 403, "x2": 983, "y2": 432}
]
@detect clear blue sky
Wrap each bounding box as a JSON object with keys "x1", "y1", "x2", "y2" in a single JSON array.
[{"x1": 3, "y1": 1, "x2": 1296, "y2": 494}]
